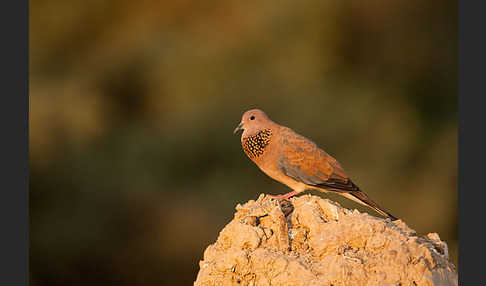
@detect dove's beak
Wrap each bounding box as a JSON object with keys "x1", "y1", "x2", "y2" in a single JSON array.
[{"x1": 233, "y1": 122, "x2": 244, "y2": 134}]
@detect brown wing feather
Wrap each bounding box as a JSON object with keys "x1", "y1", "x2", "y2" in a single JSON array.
[
  {"x1": 277, "y1": 128, "x2": 351, "y2": 188},
  {"x1": 276, "y1": 128, "x2": 398, "y2": 220}
]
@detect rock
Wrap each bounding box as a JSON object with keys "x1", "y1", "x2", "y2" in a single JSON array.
[{"x1": 194, "y1": 194, "x2": 458, "y2": 286}]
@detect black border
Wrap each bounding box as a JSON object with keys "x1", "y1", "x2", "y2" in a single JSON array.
[
  {"x1": 0, "y1": 0, "x2": 29, "y2": 285},
  {"x1": 458, "y1": 0, "x2": 485, "y2": 284}
]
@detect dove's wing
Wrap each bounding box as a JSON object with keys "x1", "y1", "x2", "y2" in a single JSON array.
[{"x1": 276, "y1": 128, "x2": 358, "y2": 192}]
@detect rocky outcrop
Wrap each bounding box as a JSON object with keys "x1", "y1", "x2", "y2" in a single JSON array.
[{"x1": 194, "y1": 194, "x2": 457, "y2": 286}]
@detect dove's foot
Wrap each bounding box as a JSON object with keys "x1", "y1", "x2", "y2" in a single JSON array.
[{"x1": 268, "y1": 190, "x2": 299, "y2": 200}]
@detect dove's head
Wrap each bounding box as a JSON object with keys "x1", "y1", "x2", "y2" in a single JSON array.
[{"x1": 233, "y1": 109, "x2": 274, "y2": 137}]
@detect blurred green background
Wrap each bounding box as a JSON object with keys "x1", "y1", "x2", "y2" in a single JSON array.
[{"x1": 30, "y1": 0, "x2": 457, "y2": 285}]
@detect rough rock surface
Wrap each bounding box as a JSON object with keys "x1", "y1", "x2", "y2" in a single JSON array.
[{"x1": 194, "y1": 194, "x2": 457, "y2": 286}]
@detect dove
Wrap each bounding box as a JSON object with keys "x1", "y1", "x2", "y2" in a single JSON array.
[{"x1": 234, "y1": 109, "x2": 398, "y2": 220}]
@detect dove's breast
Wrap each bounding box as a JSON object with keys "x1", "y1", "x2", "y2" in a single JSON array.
[
  {"x1": 241, "y1": 129, "x2": 273, "y2": 160},
  {"x1": 242, "y1": 127, "x2": 309, "y2": 192}
]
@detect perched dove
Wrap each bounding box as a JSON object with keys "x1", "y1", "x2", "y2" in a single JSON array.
[{"x1": 234, "y1": 109, "x2": 398, "y2": 220}]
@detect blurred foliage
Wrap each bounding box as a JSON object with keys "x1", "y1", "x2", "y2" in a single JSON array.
[{"x1": 30, "y1": 0, "x2": 457, "y2": 285}]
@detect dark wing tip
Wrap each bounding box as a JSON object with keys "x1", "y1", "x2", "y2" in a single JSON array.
[{"x1": 314, "y1": 178, "x2": 359, "y2": 192}]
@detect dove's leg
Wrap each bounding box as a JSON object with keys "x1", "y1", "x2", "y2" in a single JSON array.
[{"x1": 268, "y1": 190, "x2": 300, "y2": 200}]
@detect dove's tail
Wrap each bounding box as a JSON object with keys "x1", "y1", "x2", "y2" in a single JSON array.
[
  {"x1": 313, "y1": 179, "x2": 398, "y2": 220},
  {"x1": 341, "y1": 190, "x2": 398, "y2": 221}
]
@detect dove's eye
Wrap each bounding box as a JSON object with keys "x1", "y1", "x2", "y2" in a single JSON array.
[{"x1": 250, "y1": 116, "x2": 255, "y2": 120}]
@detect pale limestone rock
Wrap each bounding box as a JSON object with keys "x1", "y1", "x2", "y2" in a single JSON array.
[{"x1": 194, "y1": 194, "x2": 457, "y2": 286}]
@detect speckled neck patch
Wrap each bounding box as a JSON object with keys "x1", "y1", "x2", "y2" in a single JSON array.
[{"x1": 243, "y1": 129, "x2": 272, "y2": 159}]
